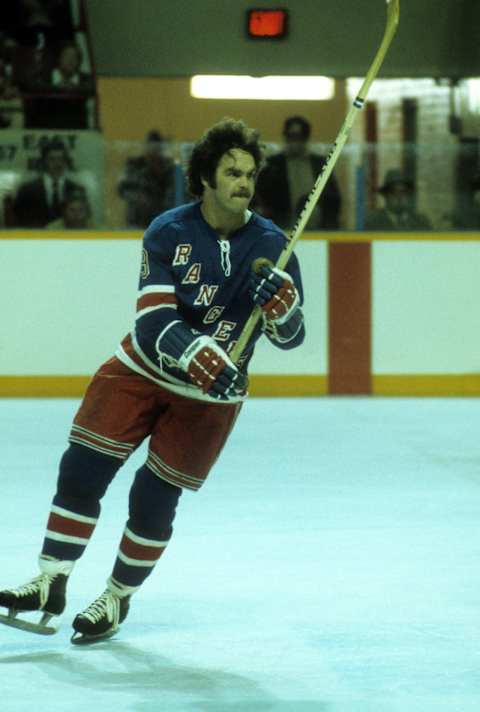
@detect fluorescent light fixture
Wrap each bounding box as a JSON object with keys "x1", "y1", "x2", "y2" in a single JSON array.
[{"x1": 190, "y1": 75, "x2": 334, "y2": 101}]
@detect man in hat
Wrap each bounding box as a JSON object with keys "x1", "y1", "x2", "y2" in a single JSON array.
[{"x1": 365, "y1": 169, "x2": 432, "y2": 231}]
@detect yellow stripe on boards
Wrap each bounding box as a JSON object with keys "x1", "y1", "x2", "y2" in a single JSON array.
[
  {"x1": 2, "y1": 374, "x2": 480, "y2": 398},
  {"x1": 0, "y1": 376, "x2": 91, "y2": 398},
  {"x1": 249, "y1": 375, "x2": 327, "y2": 397},
  {"x1": 0, "y1": 375, "x2": 328, "y2": 398},
  {"x1": 373, "y1": 374, "x2": 480, "y2": 397}
]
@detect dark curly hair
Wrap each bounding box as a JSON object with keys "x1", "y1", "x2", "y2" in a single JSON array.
[{"x1": 187, "y1": 118, "x2": 264, "y2": 197}]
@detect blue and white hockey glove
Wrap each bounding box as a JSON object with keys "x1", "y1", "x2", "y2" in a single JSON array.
[
  {"x1": 250, "y1": 265, "x2": 300, "y2": 323},
  {"x1": 250, "y1": 264, "x2": 304, "y2": 345},
  {"x1": 157, "y1": 323, "x2": 248, "y2": 400}
]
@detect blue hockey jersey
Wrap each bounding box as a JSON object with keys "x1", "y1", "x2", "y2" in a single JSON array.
[{"x1": 116, "y1": 202, "x2": 304, "y2": 403}]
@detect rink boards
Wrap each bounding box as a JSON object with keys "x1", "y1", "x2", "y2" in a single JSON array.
[{"x1": 0, "y1": 230, "x2": 479, "y2": 396}]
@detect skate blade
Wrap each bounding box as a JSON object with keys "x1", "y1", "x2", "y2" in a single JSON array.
[
  {"x1": 71, "y1": 628, "x2": 118, "y2": 646},
  {"x1": 0, "y1": 611, "x2": 58, "y2": 636}
]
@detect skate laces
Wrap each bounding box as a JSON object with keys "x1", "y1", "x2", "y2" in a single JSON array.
[
  {"x1": 81, "y1": 590, "x2": 120, "y2": 627},
  {"x1": 10, "y1": 573, "x2": 55, "y2": 609}
]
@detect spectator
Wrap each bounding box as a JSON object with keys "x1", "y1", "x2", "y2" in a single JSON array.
[
  {"x1": 118, "y1": 130, "x2": 176, "y2": 228},
  {"x1": 13, "y1": 138, "x2": 83, "y2": 227},
  {"x1": 51, "y1": 41, "x2": 93, "y2": 91},
  {"x1": 0, "y1": 45, "x2": 20, "y2": 128},
  {"x1": 46, "y1": 189, "x2": 92, "y2": 229},
  {"x1": 23, "y1": 41, "x2": 94, "y2": 129},
  {"x1": 255, "y1": 115, "x2": 342, "y2": 231},
  {"x1": 3, "y1": 1, "x2": 74, "y2": 50},
  {"x1": 451, "y1": 173, "x2": 480, "y2": 230},
  {"x1": 365, "y1": 170, "x2": 432, "y2": 231}
]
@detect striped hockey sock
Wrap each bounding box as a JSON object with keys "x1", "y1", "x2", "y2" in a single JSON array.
[
  {"x1": 108, "y1": 524, "x2": 170, "y2": 596},
  {"x1": 41, "y1": 496, "x2": 99, "y2": 562}
]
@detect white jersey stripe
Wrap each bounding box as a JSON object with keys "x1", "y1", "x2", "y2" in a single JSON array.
[
  {"x1": 136, "y1": 304, "x2": 177, "y2": 320},
  {"x1": 138, "y1": 284, "x2": 176, "y2": 296}
]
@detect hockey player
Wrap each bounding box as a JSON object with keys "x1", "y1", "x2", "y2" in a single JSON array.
[{"x1": 0, "y1": 119, "x2": 305, "y2": 644}]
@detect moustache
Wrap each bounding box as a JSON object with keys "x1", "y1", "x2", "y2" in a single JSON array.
[{"x1": 232, "y1": 192, "x2": 251, "y2": 198}]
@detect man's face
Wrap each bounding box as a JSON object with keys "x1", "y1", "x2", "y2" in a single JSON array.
[
  {"x1": 64, "y1": 199, "x2": 88, "y2": 228},
  {"x1": 206, "y1": 149, "x2": 257, "y2": 215},
  {"x1": 59, "y1": 46, "x2": 81, "y2": 77},
  {"x1": 45, "y1": 149, "x2": 67, "y2": 178},
  {"x1": 384, "y1": 183, "x2": 412, "y2": 214},
  {"x1": 284, "y1": 125, "x2": 308, "y2": 158}
]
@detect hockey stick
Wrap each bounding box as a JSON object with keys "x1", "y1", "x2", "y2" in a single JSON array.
[{"x1": 231, "y1": 0, "x2": 400, "y2": 364}]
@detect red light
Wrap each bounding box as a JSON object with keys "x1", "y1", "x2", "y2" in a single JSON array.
[{"x1": 247, "y1": 9, "x2": 288, "y2": 39}]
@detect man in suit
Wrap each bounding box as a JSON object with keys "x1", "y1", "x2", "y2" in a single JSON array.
[
  {"x1": 255, "y1": 115, "x2": 342, "y2": 231},
  {"x1": 13, "y1": 138, "x2": 83, "y2": 228}
]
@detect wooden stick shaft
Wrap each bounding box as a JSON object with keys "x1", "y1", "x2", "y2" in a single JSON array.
[{"x1": 231, "y1": 0, "x2": 400, "y2": 364}]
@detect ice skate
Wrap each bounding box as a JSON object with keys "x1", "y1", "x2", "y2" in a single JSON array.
[
  {"x1": 0, "y1": 558, "x2": 73, "y2": 635},
  {"x1": 71, "y1": 588, "x2": 130, "y2": 645}
]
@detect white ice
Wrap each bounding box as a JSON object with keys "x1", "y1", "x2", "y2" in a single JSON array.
[{"x1": 0, "y1": 397, "x2": 479, "y2": 712}]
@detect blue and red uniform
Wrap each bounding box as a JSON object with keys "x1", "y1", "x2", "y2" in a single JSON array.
[
  {"x1": 116, "y1": 201, "x2": 304, "y2": 401},
  {"x1": 40, "y1": 202, "x2": 305, "y2": 594}
]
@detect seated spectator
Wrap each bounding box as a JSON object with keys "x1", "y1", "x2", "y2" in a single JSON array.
[
  {"x1": 13, "y1": 137, "x2": 83, "y2": 228},
  {"x1": 4, "y1": 1, "x2": 74, "y2": 51},
  {"x1": 0, "y1": 46, "x2": 20, "y2": 128},
  {"x1": 451, "y1": 173, "x2": 480, "y2": 230},
  {"x1": 23, "y1": 41, "x2": 95, "y2": 129},
  {"x1": 255, "y1": 116, "x2": 341, "y2": 231},
  {"x1": 51, "y1": 41, "x2": 93, "y2": 92},
  {"x1": 46, "y1": 189, "x2": 92, "y2": 229},
  {"x1": 365, "y1": 170, "x2": 432, "y2": 231},
  {"x1": 118, "y1": 130, "x2": 175, "y2": 228}
]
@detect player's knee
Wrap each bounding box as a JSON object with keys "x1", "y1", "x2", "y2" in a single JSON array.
[
  {"x1": 128, "y1": 464, "x2": 182, "y2": 539},
  {"x1": 57, "y1": 443, "x2": 122, "y2": 502}
]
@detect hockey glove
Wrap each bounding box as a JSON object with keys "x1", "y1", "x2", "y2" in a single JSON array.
[
  {"x1": 156, "y1": 322, "x2": 247, "y2": 400},
  {"x1": 179, "y1": 336, "x2": 248, "y2": 399},
  {"x1": 250, "y1": 265, "x2": 300, "y2": 324}
]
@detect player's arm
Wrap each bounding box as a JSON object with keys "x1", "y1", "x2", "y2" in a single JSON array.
[
  {"x1": 250, "y1": 254, "x2": 305, "y2": 350},
  {"x1": 135, "y1": 223, "x2": 246, "y2": 400}
]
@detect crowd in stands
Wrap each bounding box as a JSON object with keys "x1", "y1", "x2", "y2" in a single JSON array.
[
  {"x1": 0, "y1": 1, "x2": 95, "y2": 130},
  {"x1": 12, "y1": 137, "x2": 90, "y2": 228},
  {"x1": 0, "y1": 2, "x2": 478, "y2": 240}
]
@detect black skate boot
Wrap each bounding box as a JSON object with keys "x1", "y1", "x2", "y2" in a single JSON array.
[
  {"x1": 71, "y1": 589, "x2": 130, "y2": 645},
  {"x1": 0, "y1": 557, "x2": 73, "y2": 635}
]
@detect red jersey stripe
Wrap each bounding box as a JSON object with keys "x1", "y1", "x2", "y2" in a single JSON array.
[{"x1": 137, "y1": 293, "x2": 177, "y2": 312}]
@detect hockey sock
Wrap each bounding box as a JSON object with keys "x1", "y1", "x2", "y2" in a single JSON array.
[
  {"x1": 41, "y1": 443, "x2": 123, "y2": 562},
  {"x1": 108, "y1": 465, "x2": 182, "y2": 594}
]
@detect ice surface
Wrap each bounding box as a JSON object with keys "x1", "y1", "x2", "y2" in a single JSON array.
[{"x1": 0, "y1": 397, "x2": 479, "y2": 712}]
